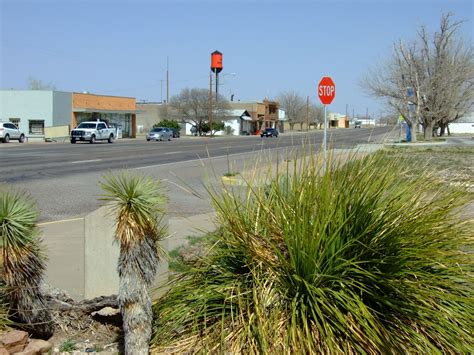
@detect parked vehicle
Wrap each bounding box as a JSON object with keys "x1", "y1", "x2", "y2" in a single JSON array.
[
  {"x1": 146, "y1": 127, "x2": 172, "y2": 141},
  {"x1": 171, "y1": 128, "x2": 181, "y2": 138},
  {"x1": 354, "y1": 121, "x2": 362, "y2": 128},
  {"x1": 0, "y1": 122, "x2": 26, "y2": 143},
  {"x1": 260, "y1": 128, "x2": 279, "y2": 138},
  {"x1": 70, "y1": 121, "x2": 116, "y2": 144}
]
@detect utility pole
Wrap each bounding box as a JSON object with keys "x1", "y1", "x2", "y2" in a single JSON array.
[
  {"x1": 306, "y1": 95, "x2": 309, "y2": 131},
  {"x1": 166, "y1": 56, "x2": 169, "y2": 103},
  {"x1": 209, "y1": 72, "x2": 213, "y2": 135},
  {"x1": 366, "y1": 107, "x2": 369, "y2": 119},
  {"x1": 160, "y1": 80, "x2": 164, "y2": 103},
  {"x1": 352, "y1": 108, "x2": 355, "y2": 120}
]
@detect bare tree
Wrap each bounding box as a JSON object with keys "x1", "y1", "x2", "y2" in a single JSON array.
[
  {"x1": 27, "y1": 76, "x2": 57, "y2": 90},
  {"x1": 277, "y1": 91, "x2": 306, "y2": 130},
  {"x1": 309, "y1": 104, "x2": 324, "y2": 129},
  {"x1": 378, "y1": 113, "x2": 398, "y2": 126},
  {"x1": 425, "y1": 17, "x2": 474, "y2": 136},
  {"x1": 362, "y1": 13, "x2": 474, "y2": 141},
  {"x1": 170, "y1": 88, "x2": 229, "y2": 135}
]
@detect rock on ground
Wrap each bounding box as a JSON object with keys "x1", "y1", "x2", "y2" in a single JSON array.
[{"x1": 0, "y1": 330, "x2": 53, "y2": 355}]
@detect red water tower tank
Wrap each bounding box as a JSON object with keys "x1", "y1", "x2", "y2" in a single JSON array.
[{"x1": 211, "y1": 50, "x2": 223, "y2": 73}]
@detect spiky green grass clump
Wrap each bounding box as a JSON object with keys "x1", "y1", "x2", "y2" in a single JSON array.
[
  {"x1": 0, "y1": 284, "x2": 11, "y2": 331},
  {"x1": 152, "y1": 152, "x2": 473, "y2": 353}
]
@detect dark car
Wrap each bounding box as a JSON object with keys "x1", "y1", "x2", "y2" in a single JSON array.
[
  {"x1": 354, "y1": 121, "x2": 362, "y2": 128},
  {"x1": 171, "y1": 128, "x2": 181, "y2": 138},
  {"x1": 260, "y1": 128, "x2": 279, "y2": 138}
]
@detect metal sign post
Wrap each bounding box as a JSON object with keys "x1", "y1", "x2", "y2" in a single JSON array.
[
  {"x1": 318, "y1": 76, "x2": 336, "y2": 164},
  {"x1": 324, "y1": 104, "x2": 327, "y2": 161}
]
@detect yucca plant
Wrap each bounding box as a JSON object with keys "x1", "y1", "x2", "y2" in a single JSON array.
[
  {"x1": 100, "y1": 172, "x2": 166, "y2": 355},
  {"x1": 151, "y1": 150, "x2": 473, "y2": 353},
  {"x1": 0, "y1": 191, "x2": 54, "y2": 338},
  {"x1": 0, "y1": 283, "x2": 12, "y2": 331}
]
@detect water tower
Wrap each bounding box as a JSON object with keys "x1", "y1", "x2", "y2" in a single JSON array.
[
  {"x1": 210, "y1": 51, "x2": 223, "y2": 134},
  {"x1": 211, "y1": 50, "x2": 223, "y2": 101},
  {"x1": 211, "y1": 50, "x2": 223, "y2": 74}
]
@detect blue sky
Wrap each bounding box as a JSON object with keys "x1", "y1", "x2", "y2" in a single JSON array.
[{"x1": 1, "y1": 0, "x2": 472, "y2": 117}]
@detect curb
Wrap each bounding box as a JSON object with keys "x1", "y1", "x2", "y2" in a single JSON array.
[{"x1": 221, "y1": 175, "x2": 245, "y2": 186}]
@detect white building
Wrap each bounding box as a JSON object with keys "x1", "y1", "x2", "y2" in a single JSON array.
[
  {"x1": 185, "y1": 109, "x2": 253, "y2": 136},
  {"x1": 448, "y1": 113, "x2": 474, "y2": 134},
  {"x1": 353, "y1": 118, "x2": 376, "y2": 126}
]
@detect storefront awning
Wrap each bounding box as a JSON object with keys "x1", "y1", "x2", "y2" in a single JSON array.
[{"x1": 73, "y1": 108, "x2": 137, "y2": 114}]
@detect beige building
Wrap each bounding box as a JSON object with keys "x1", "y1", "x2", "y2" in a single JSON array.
[
  {"x1": 328, "y1": 113, "x2": 349, "y2": 128},
  {"x1": 136, "y1": 102, "x2": 173, "y2": 134}
]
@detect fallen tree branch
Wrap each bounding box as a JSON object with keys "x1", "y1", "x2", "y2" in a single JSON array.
[{"x1": 48, "y1": 295, "x2": 118, "y2": 314}]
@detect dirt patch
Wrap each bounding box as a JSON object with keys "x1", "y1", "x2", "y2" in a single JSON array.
[
  {"x1": 48, "y1": 311, "x2": 121, "y2": 354},
  {"x1": 40, "y1": 286, "x2": 123, "y2": 353}
]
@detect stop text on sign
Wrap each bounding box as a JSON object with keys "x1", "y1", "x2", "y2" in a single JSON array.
[
  {"x1": 318, "y1": 76, "x2": 336, "y2": 105},
  {"x1": 319, "y1": 85, "x2": 335, "y2": 97}
]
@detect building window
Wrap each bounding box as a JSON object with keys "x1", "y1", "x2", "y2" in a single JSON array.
[
  {"x1": 29, "y1": 120, "x2": 45, "y2": 135},
  {"x1": 9, "y1": 118, "x2": 20, "y2": 128}
]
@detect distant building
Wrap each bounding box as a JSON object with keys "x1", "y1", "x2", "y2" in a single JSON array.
[
  {"x1": 135, "y1": 102, "x2": 171, "y2": 134},
  {"x1": 205, "y1": 109, "x2": 253, "y2": 136},
  {"x1": 136, "y1": 99, "x2": 282, "y2": 136},
  {"x1": 328, "y1": 113, "x2": 349, "y2": 128},
  {"x1": 228, "y1": 99, "x2": 280, "y2": 134},
  {"x1": 353, "y1": 117, "x2": 376, "y2": 127},
  {"x1": 0, "y1": 90, "x2": 137, "y2": 140},
  {"x1": 448, "y1": 113, "x2": 474, "y2": 134}
]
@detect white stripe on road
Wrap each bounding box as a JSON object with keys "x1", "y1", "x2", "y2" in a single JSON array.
[
  {"x1": 163, "y1": 151, "x2": 182, "y2": 155},
  {"x1": 133, "y1": 148, "x2": 289, "y2": 171},
  {"x1": 69, "y1": 159, "x2": 103, "y2": 164}
]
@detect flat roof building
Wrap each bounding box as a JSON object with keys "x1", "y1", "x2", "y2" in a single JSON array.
[{"x1": 0, "y1": 90, "x2": 137, "y2": 140}]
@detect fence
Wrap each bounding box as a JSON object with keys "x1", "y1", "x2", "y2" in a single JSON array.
[{"x1": 38, "y1": 206, "x2": 169, "y2": 300}]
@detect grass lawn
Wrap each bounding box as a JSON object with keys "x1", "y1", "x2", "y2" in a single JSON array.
[{"x1": 384, "y1": 146, "x2": 474, "y2": 192}]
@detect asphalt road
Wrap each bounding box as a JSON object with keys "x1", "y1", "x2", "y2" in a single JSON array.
[
  {"x1": 0, "y1": 127, "x2": 393, "y2": 221},
  {"x1": 0, "y1": 127, "x2": 391, "y2": 183}
]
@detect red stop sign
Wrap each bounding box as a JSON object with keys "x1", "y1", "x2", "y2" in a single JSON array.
[{"x1": 318, "y1": 76, "x2": 336, "y2": 105}]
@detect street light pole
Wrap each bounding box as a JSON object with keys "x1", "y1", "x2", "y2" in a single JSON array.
[
  {"x1": 215, "y1": 72, "x2": 218, "y2": 136},
  {"x1": 214, "y1": 72, "x2": 237, "y2": 135},
  {"x1": 209, "y1": 72, "x2": 213, "y2": 135}
]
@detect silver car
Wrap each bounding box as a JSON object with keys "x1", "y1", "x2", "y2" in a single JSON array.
[
  {"x1": 146, "y1": 127, "x2": 172, "y2": 141},
  {"x1": 0, "y1": 122, "x2": 26, "y2": 143}
]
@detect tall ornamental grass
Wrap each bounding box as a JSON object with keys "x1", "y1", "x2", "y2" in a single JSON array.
[{"x1": 151, "y1": 151, "x2": 473, "y2": 353}]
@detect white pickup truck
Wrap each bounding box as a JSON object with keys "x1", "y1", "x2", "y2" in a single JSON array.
[{"x1": 70, "y1": 121, "x2": 116, "y2": 144}]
